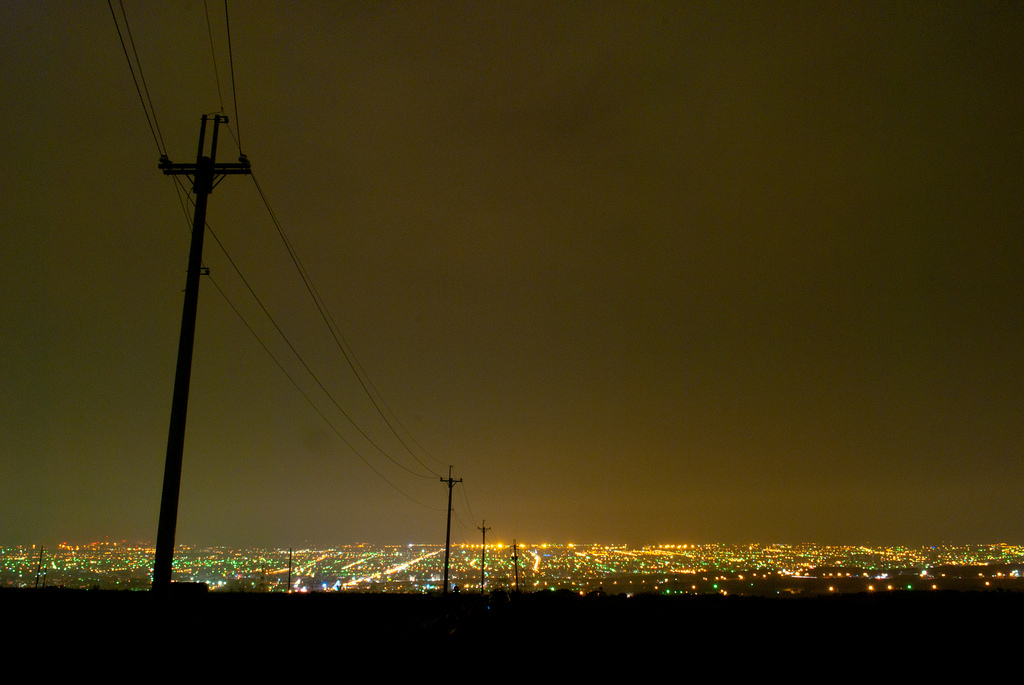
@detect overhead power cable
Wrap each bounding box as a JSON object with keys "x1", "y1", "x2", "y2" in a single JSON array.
[
  {"x1": 206, "y1": 275, "x2": 438, "y2": 509},
  {"x1": 459, "y1": 482, "x2": 478, "y2": 530},
  {"x1": 224, "y1": 0, "x2": 242, "y2": 152},
  {"x1": 169, "y1": 176, "x2": 435, "y2": 481},
  {"x1": 194, "y1": 1, "x2": 439, "y2": 479},
  {"x1": 203, "y1": 0, "x2": 225, "y2": 112},
  {"x1": 107, "y1": 0, "x2": 166, "y2": 156},
  {"x1": 202, "y1": 0, "x2": 243, "y2": 153},
  {"x1": 319, "y1": 295, "x2": 446, "y2": 470},
  {"x1": 250, "y1": 174, "x2": 445, "y2": 476},
  {"x1": 167, "y1": 178, "x2": 439, "y2": 507},
  {"x1": 452, "y1": 505, "x2": 474, "y2": 536}
]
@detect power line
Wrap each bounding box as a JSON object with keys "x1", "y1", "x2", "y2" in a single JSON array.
[
  {"x1": 206, "y1": 275, "x2": 439, "y2": 510},
  {"x1": 320, "y1": 298, "x2": 447, "y2": 471},
  {"x1": 203, "y1": 0, "x2": 225, "y2": 112},
  {"x1": 250, "y1": 174, "x2": 444, "y2": 476},
  {"x1": 199, "y1": 0, "x2": 443, "y2": 482},
  {"x1": 207, "y1": 219, "x2": 436, "y2": 480},
  {"x1": 107, "y1": 0, "x2": 166, "y2": 156},
  {"x1": 459, "y1": 481, "x2": 478, "y2": 528},
  {"x1": 224, "y1": 0, "x2": 242, "y2": 152},
  {"x1": 169, "y1": 176, "x2": 435, "y2": 481},
  {"x1": 168, "y1": 176, "x2": 438, "y2": 506},
  {"x1": 202, "y1": 0, "x2": 243, "y2": 153}
]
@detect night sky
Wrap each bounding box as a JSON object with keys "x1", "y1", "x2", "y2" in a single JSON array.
[{"x1": 3, "y1": 2, "x2": 1023, "y2": 548}]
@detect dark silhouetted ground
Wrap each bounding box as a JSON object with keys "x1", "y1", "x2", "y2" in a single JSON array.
[{"x1": 4, "y1": 587, "x2": 1015, "y2": 671}]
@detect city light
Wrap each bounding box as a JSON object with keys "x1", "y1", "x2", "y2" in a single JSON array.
[{"x1": 2, "y1": 541, "x2": 1022, "y2": 594}]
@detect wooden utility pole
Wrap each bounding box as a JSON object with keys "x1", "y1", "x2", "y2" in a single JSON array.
[
  {"x1": 34, "y1": 546, "x2": 45, "y2": 589},
  {"x1": 511, "y1": 540, "x2": 520, "y2": 593},
  {"x1": 440, "y1": 465, "x2": 462, "y2": 596},
  {"x1": 152, "y1": 114, "x2": 250, "y2": 592},
  {"x1": 477, "y1": 520, "x2": 491, "y2": 595}
]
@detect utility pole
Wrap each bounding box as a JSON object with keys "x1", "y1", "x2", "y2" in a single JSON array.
[
  {"x1": 152, "y1": 114, "x2": 250, "y2": 592},
  {"x1": 477, "y1": 520, "x2": 491, "y2": 595},
  {"x1": 287, "y1": 548, "x2": 293, "y2": 593},
  {"x1": 511, "y1": 540, "x2": 520, "y2": 593},
  {"x1": 440, "y1": 465, "x2": 462, "y2": 596}
]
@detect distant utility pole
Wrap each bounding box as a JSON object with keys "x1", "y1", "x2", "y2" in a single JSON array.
[
  {"x1": 287, "y1": 548, "x2": 293, "y2": 593},
  {"x1": 152, "y1": 114, "x2": 250, "y2": 593},
  {"x1": 477, "y1": 520, "x2": 491, "y2": 595},
  {"x1": 440, "y1": 465, "x2": 462, "y2": 596},
  {"x1": 34, "y1": 546, "x2": 45, "y2": 589},
  {"x1": 511, "y1": 540, "x2": 520, "y2": 593}
]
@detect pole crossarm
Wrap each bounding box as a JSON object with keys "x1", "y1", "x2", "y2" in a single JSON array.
[
  {"x1": 156, "y1": 113, "x2": 249, "y2": 194},
  {"x1": 159, "y1": 156, "x2": 250, "y2": 193},
  {"x1": 158, "y1": 158, "x2": 251, "y2": 174}
]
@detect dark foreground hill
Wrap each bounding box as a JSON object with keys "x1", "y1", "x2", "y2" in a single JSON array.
[{"x1": 4, "y1": 587, "x2": 1016, "y2": 670}]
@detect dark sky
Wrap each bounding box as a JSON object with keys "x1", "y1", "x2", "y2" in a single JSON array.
[{"x1": 3, "y1": 2, "x2": 1023, "y2": 548}]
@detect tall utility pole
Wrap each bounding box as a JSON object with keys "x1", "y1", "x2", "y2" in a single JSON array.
[
  {"x1": 440, "y1": 465, "x2": 462, "y2": 596},
  {"x1": 34, "y1": 546, "x2": 45, "y2": 589},
  {"x1": 477, "y1": 520, "x2": 491, "y2": 595},
  {"x1": 152, "y1": 114, "x2": 250, "y2": 592},
  {"x1": 511, "y1": 540, "x2": 520, "y2": 593}
]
